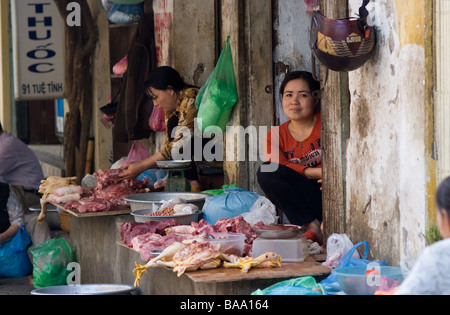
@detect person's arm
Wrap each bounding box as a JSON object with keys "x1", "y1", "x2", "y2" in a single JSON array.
[
  {"x1": 304, "y1": 167, "x2": 322, "y2": 180},
  {"x1": 0, "y1": 188, "x2": 24, "y2": 245},
  {"x1": 0, "y1": 224, "x2": 20, "y2": 246},
  {"x1": 120, "y1": 152, "x2": 166, "y2": 181}
]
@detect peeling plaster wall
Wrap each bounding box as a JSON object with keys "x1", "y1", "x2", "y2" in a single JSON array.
[{"x1": 346, "y1": 0, "x2": 429, "y2": 263}]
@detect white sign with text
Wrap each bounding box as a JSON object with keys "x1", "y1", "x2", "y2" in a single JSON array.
[{"x1": 11, "y1": 0, "x2": 65, "y2": 100}]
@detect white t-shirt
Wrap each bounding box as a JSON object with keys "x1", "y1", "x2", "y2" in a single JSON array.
[{"x1": 396, "y1": 238, "x2": 450, "y2": 295}]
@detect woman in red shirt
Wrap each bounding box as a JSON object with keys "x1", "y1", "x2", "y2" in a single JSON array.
[{"x1": 258, "y1": 71, "x2": 323, "y2": 243}]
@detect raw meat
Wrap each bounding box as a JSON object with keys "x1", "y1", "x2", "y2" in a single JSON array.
[
  {"x1": 54, "y1": 186, "x2": 83, "y2": 197},
  {"x1": 171, "y1": 241, "x2": 223, "y2": 277},
  {"x1": 192, "y1": 216, "x2": 257, "y2": 256},
  {"x1": 64, "y1": 169, "x2": 148, "y2": 213},
  {"x1": 120, "y1": 219, "x2": 180, "y2": 246},
  {"x1": 65, "y1": 197, "x2": 112, "y2": 213}
]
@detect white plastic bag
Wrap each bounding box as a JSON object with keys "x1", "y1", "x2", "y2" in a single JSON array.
[
  {"x1": 323, "y1": 233, "x2": 360, "y2": 269},
  {"x1": 242, "y1": 196, "x2": 278, "y2": 225}
]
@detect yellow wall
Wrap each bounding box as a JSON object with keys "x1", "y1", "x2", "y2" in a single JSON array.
[
  {"x1": 395, "y1": 0, "x2": 437, "y2": 224},
  {"x1": 0, "y1": 0, "x2": 11, "y2": 129}
]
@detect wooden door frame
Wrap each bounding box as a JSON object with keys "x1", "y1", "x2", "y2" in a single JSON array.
[{"x1": 319, "y1": 0, "x2": 350, "y2": 238}]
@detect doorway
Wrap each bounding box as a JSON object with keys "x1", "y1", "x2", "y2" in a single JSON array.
[{"x1": 272, "y1": 0, "x2": 315, "y2": 125}]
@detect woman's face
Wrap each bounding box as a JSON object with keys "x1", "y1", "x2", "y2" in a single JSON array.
[
  {"x1": 282, "y1": 78, "x2": 318, "y2": 122},
  {"x1": 148, "y1": 87, "x2": 178, "y2": 113}
]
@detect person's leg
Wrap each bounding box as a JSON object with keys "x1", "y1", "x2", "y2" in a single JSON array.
[{"x1": 257, "y1": 163, "x2": 322, "y2": 238}]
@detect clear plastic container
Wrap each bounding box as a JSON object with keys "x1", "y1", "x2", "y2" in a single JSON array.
[
  {"x1": 252, "y1": 236, "x2": 309, "y2": 262},
  {"x1": 332, "y1": 266, "x2": 404, "y2": 295},
  {"x1": 206, "y1": 233, "x2": 245, "y2": 256}
]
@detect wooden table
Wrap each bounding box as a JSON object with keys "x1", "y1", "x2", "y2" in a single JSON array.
[
  {"x1": 185, "y1": 257, "x2": 330, "y2": 284},
  {"x1": 51, "y1": 202, "x2": 131, "y2": 218}
]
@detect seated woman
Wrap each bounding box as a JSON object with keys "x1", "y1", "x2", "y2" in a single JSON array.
[
  {"x1": 120, "y1": 66, "x2": 202, "y2": 192},
  {"x1": 257, "y1": 71, "x2": 323, "y2": 243},
  {"x1": 394, "y1": 176, "x2": 450, "y2": 295}
]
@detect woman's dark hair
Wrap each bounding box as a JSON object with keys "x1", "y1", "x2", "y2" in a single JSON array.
[
  {"x1": 0, "y1": 121, "x2": 2, "y2": 132},
  {"x1": 279, "y1": 71, "x2": 321, "y2": 99},
  {"x1": 436, "y1": 176, "x2": 450, "y2": 215},
  {"x1": 144, "y1": 66, "x2": 186, "y2": 97}
]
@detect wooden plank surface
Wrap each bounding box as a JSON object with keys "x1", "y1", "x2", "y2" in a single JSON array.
[
  {"x1": 51, "y1": 202, "x2": 131, "y2": 218},
  {"x1": 117, "y1": 241, "x2": 330, "y2": 284},
  {"x1": 185, "y1": 259, "x2": 331, "y2": 283}
]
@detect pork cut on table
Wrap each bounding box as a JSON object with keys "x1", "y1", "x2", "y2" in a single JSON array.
[
  {"x1": 63, "y1": 169, "x2": 148, "y2": 214},
  {"x1": 124, "y1": 216, "x2": 258, "y2": 264}
]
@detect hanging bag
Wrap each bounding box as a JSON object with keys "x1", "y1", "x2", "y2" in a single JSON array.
[
  {"x1": 196, "y1": 36, "x2": 238, "y2": 133},
  {"x1": 148, "y1": 106, "x2": 166, "y2": 132},
  {"x1": 122, "y1": 140, "x2": 149, "y2": 166}
]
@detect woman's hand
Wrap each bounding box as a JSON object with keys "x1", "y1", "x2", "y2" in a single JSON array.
[
  {"x1": 119, "y1": 152, "x2": 166, "y2": 181},
  {"x1": 120, "y1": 160, "x2": 148, "y2": 181}
]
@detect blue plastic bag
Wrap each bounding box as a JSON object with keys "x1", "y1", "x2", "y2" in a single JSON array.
[
  {"x1": 202, "y1": 187, "x2": 260, "y2": 224},
  {"x1": 320, "y1": 241, "x2": 386, "y2": 294},
  {"x1": 137, "y1": 169, "x2": 167, "y2": 187},
  {"x1": 0, "y1": 226, "x2": 33, "y2": 278}
]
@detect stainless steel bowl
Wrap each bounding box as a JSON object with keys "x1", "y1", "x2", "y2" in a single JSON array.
[
  {"x1": 124, "y1": 192, "x2": 212, "y2": 212},
  {"x1": 131, "y1": 209, "x2": 202, "y2": 225},
  {"x1": 155, "y1": 160, "x2": 192, "y2": 169},
  {"x1": 253, "y1": 225, "x2": 305, "y2": 239},
  {"x1": 30, "y1": 284, "x2": 137, "y2": 295}
]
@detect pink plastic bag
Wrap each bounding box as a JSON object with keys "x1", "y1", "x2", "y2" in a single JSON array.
[
  {"x1": 149, "y1": 106, "x2": 166, "y2": 132},
  {"x1": 121, "y1": 140, "x2": 149, "y2": 166},
  {"x1": 113, "y1": 55, "x2": 128, "y2": 75}
]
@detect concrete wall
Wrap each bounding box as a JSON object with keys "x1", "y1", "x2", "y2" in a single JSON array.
[{"x1": 345, "y1": 0, "x2": 434, "y2": 263}]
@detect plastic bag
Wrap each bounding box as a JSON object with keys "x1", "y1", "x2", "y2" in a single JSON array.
[
  {"x1": 196, "y1": 37, "x2": 238, "y2": 133},
  {"x1": 121, "y1": 140, "x2": 149, "y2": 166},
  {"x1": 148, "y1": 106, "x2": 166, "y2": 132},
  {"x1": 202, "y1": 187, "x2": 260, "y2": 225},
  {"x1": 108, "y1": 3, "x2": 144, "y2": 25},
  {"x1": 242, "y1": 196, "x2": 278, "y2": 225},
  {"x1": 320, "y1": 241, "x2": 386, "y2": 294},
  {"x1": 0, "y1": 226, "x2": 33, "y2": 278},
  {"x1": 113, "y1": 55, "x2": 128, "y2": 75},
  {"x1": 136, "y1": 169, "x2": 167, "y2": 188},
  {"x1": 252, "y1": 276, "x2": 326, "y2": 295},
  {"x1": 202, "y1": 184, "x2": 237, "y2": 196},
  {"x1": 322, "y1": 233, "x2": 360, "y2": 269},
  {"x1": 30, "y1": 238, "x2": 76, "y2": 289}
]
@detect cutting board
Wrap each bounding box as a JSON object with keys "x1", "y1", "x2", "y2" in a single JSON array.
[
  {"x1": 51, "y1": 202, "x2": 131, "y2": 218},
  {"x1": 185, "y1": 258, "x2": 331, "y2": 283}
]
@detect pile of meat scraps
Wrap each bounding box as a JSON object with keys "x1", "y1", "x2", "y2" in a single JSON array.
[
  {"x1": 65, "y1": 169, "x2": 148, "y2": 213},
  {"x1": 121, "y1": 215, "x2": 258, "y2": 262}
]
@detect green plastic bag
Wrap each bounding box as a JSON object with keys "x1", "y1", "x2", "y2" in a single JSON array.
[
  {"x1": 252, "y1": 276, "x2": 326, "y2": 295},
  {"x1": 30, "y1": 238, "x2": 76, "y2": 289},
  {"x1": 196, "y1": 36, "x2": 238, "y2": 133},
  {"x1": 202, "y1": 184, "x2": 237, "y2": 196}
]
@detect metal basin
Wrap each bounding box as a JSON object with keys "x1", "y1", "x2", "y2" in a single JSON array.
[
  {"x1": 124, "y1": 192, "x2": 212, "y2": 212},
  {"x1": 31, "y1": 284, "x2": 137, "y2": 295},
  {"x1": 253, "y1": 225, "x2": 306, "y2": 239},
  {"x1": 131, "y1": 209, "x2": 202, "y2": 225}
]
